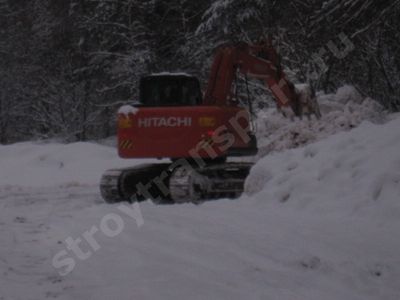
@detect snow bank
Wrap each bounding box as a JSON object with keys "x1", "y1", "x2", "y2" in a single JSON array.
[
  {"x1": 0, "y1": 142, "x2": 156, "y2": 187},
  {"x1": 256, "y1": 85, "x2": 385, "y2": 157},
  {"x1": 246, "y1": 115, "x2": 400, "y2": 218}
]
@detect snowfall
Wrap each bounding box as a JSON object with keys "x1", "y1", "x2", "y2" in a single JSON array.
[{"x1": 1, "y1": 86, "x2": 399, "y2": 300}]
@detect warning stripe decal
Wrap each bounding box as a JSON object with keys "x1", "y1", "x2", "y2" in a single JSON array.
[{"x1": 119, "y1": 140, "x2": 133, "y2": 149}]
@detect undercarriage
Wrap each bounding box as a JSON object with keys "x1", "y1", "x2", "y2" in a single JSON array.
[{"x1": 100, "y1": 162, "x2": 253, "y2": 204}]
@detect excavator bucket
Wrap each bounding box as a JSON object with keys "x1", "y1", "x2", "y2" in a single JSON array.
[{"x1": 295, "y1": 84, "x2": 322, "y2": 119}]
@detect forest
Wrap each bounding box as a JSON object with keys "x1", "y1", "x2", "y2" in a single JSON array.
[{"x1": 0, "y1": 0, "x2": 399, "y2": 143}]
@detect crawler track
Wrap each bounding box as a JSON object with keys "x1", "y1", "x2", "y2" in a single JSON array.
[{"x1": 100, "y1": 162, "x2": 253, "y2": 204}]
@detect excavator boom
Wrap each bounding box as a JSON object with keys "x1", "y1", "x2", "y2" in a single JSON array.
[{"x1": 204, "y1": 42, "x2": 321, "y2": 118}]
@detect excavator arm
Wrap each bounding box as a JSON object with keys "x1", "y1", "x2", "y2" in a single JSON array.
[{"x1": 204, "y1": 41, "x2": 320, "y2": 118}]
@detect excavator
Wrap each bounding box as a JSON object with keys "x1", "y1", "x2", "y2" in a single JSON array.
[{"x1": 100, "y1": 40, "x2": 320, "y2": 204}]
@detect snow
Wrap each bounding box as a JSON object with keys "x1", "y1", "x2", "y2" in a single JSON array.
[
  {"x1": 246, "y1": 116, "x2": 400, "y2": 214},
  {"x1": 0, "y1": 141, "x2": 155, "y2": 187},
  {"x1": 1, "y1": 91, "x2": 400, "y2": 299},
  {"x1": 118, "y1": 105, "x2": 138, "y2": 116},
  {"x1": 334, "y1": 85, "x2": 363, "y2": 104},
  {"x1": 255, "y1": 85, "x2": 385, "y2": 157}
]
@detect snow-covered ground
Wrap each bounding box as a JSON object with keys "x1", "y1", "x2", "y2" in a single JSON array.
[{"x1": 1, "y1": 92, "x2": 399, "y2": 299}]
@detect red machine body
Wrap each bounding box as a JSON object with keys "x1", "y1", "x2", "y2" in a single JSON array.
[{"x1": 118, "y1": 105, "x2": 253, "y2": 159}]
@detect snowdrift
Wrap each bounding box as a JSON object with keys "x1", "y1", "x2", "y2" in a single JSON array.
[{"x1": 246, "y1": 114, "x2": 400, "y2": 219}]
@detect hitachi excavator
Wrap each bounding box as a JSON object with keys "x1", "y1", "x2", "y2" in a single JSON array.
[{"x1": 100, "y1": 40, "x2": 320, "y2": 204}]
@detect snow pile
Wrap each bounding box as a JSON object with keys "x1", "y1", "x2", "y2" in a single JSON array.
[
  {"x1": 246, "y1": 115, "x2": 400, "y2": 218},
  {"x1": 256, "y1": 85, "x2": 385, "y2": 157},
  {"x1": 0, "y1": 142, "x2": 156, "y2": 187}
]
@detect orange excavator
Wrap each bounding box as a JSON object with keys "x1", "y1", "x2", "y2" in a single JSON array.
[{"x1": 100, "y1": 40, "x2": 320, "y2": 204}]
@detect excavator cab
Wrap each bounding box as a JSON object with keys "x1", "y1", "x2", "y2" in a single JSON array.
[{"x1": 139, "y1": 74, "x2": 202, "y2": 107}]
